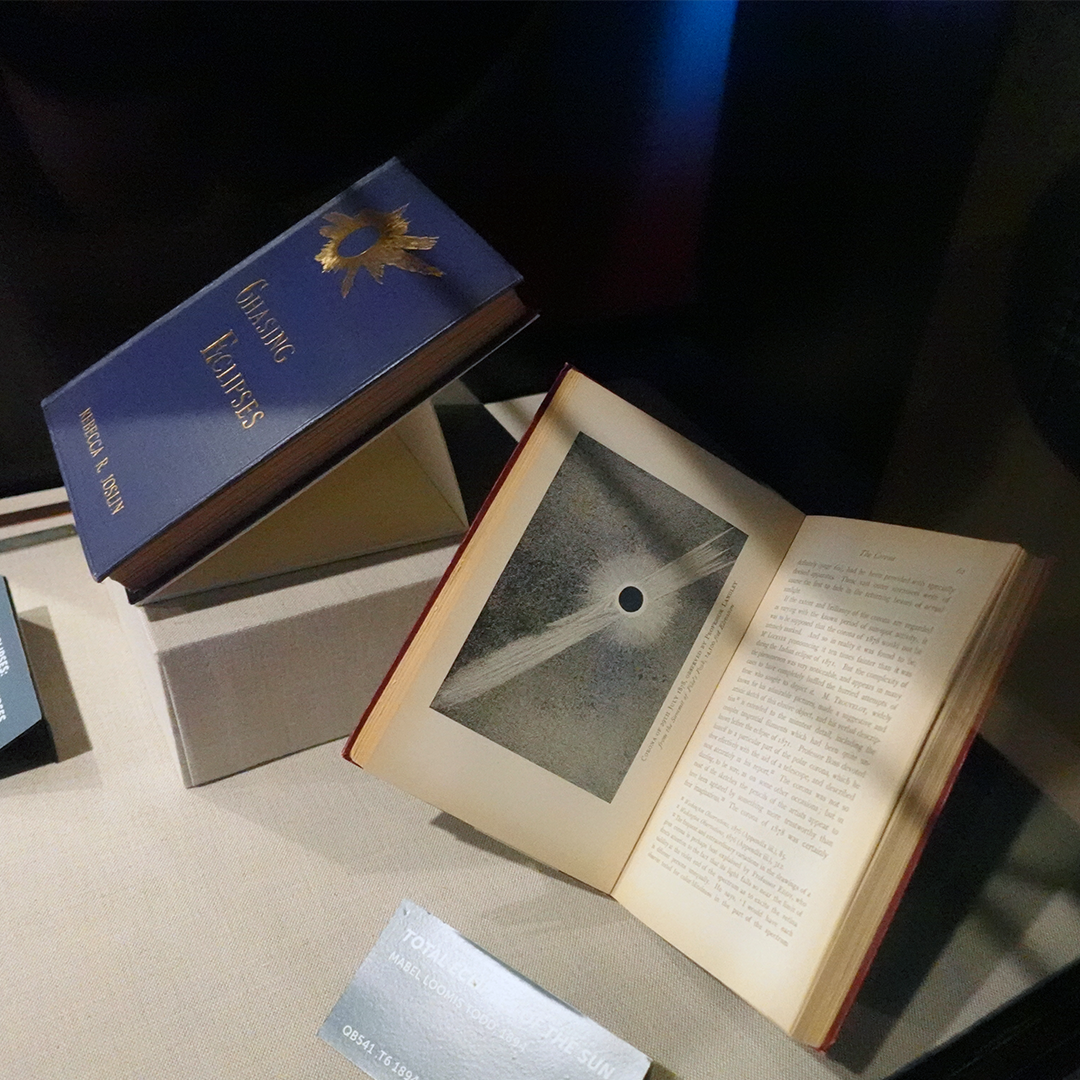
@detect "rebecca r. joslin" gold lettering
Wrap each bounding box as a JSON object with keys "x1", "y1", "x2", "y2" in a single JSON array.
[{"x1": 79, "y1": 407, "x2": 124, "y2": 514}]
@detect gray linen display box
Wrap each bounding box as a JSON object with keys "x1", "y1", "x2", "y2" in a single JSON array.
[{"x1": 109, "y1": 539, "x2": 456, "y2": 786}]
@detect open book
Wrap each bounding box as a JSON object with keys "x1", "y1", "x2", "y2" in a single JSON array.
[{"x1": 345, "y1": 368, "x2": 1043, "y2": 1048}]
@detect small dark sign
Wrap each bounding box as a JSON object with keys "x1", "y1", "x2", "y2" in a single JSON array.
[{"x1": 0, "y1": 577, "x2": 55, "y2": 778}]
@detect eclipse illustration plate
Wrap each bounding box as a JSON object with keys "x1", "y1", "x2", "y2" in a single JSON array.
[{"x1": 433, "y1": 433, "x2": 747, "y2": 802}]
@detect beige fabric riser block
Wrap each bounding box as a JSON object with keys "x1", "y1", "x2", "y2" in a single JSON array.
[{"x1": 112, "y1": 540, "x2": 457, "y2": 786}]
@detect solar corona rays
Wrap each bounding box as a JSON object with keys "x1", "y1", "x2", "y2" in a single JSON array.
[{"x1": 435, "y1": 528, "x2": 739, "y2": 709}]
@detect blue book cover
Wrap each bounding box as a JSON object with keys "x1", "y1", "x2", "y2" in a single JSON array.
[{"x1": 42, "y1": 159, "x2": 524, "y2": 595}]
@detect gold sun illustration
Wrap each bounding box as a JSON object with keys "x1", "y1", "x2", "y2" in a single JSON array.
[{"x1": 314, "y1": 205, "x2": 443, "y2": 297}]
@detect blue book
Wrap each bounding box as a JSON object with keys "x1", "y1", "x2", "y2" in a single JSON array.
[{"x1": 42, "y1": 160, "x2": 527, "y2": 602}]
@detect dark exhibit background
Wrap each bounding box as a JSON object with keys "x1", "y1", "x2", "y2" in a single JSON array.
[{"x1": 0, "y1": 1, "x2": 1012, "y2": 507}]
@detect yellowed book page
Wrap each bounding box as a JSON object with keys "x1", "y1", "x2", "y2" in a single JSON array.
[
  {"x1": 358, "y1": 369, "x2": 805, "y2": 892},
  {"x1": 612, "y1": 517, "x2": 1017, "y2": 1034},
  {"x1": 395, "y1": 397, "x2": 468, "y2": 526}
]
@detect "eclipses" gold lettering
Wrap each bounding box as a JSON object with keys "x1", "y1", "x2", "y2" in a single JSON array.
[{"x1": 200, "y1": 331, "x2": 265, "y2": 429}]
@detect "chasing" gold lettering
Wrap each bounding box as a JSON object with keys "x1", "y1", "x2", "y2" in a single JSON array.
[{"x1": 235, "y1": 279, "x2": 296, "y2": 363}]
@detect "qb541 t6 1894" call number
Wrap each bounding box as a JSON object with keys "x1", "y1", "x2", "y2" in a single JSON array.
[{"x1": 340, "y1": 1026, "x2": 422, "y2": 1080}]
